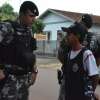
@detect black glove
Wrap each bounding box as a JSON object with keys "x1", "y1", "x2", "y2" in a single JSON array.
[{"x1": 57, "y1": 69, "x2": 63, "y2": 84}]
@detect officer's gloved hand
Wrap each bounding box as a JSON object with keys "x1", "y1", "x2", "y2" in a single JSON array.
[
  {"x1": 31, "y1": 64, "x2": 38, "y2": 84},
  {"x1": 31, "y1": 72, "x2": 38, "y2": 85},
  {"x1": 27, "y1": 65, "x2": 38, "y2": 87}
]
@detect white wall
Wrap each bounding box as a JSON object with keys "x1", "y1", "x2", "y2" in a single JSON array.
[
  {"x1": 90, "y1": 25, "x2": 100, "y2": 34},
  {"x1": 41, "y1": 12, "x2": 100, "y2": 41},
  {"x1": 42, "y1": 13, "x2": 73, "y2": 40},
  {"x1": 44, "y1": 22, "x2": 72, "y2": 40}
]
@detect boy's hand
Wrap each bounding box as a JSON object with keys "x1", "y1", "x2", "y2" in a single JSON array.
[{"x1": 0, "y1": 69, "x2": 5, "y2": 80}]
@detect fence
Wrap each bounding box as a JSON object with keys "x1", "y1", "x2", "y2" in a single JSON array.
[{"x1": 35, "y1": 40, "x2": 58, "y2": 57}]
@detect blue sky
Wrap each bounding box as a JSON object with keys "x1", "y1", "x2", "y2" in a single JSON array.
[{"x1": 0, "y1": 0, "x2": 100, "y2": 16}]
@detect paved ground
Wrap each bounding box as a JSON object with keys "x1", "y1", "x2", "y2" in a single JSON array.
[
  {"x1": 36, "y1": 57, "x2": 61, "y2": 69},
  {"x1": 29, "y1": 68, "x2": 59, "y2": 100}
]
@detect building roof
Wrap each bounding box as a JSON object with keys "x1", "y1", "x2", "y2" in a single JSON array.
[{"x1": 39, "y1": 9, "x2": 100, "y2": 25}]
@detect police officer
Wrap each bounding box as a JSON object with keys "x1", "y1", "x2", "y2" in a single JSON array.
[
  {"x1": 0, "y1": 1, "x2": 39, "y2": 100},
  {"x1": 79, "y1": 14, "x2": 93, "y2": 29},
  {"x1": 81, "y1": 14, "x2": 100, "y2": 86}
]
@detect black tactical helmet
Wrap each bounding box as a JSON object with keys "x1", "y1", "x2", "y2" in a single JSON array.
[
  {"x1": 81, "y1": 14, "x2": 93, "y2": 29},
  {"x1": 19, "y1": 1, "x2": 39, "y2": 16}
]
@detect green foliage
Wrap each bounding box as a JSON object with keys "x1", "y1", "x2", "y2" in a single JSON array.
[
  {"x1": 0, "y1": 3, "x2": 18, "y2": 21},
  {"x1": 1, "y1": 3, "x2": 13, "y2": 14},
  {"x1": 32, "y1": 19, "x2": 45, "y2": 34}
]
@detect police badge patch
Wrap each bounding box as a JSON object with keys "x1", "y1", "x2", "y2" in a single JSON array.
[
  {"x1": 17, "y1": 32, "x2": 22, "y2": 35},
  {"x1": 72, "y1": 63, "x2": 79, "y2": 72}
]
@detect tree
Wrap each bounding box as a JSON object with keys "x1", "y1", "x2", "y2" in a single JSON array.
[
  {"x1": 32, "y1": 19, "x2": 45, "y2": 34},
  {"x1": 0, "y1": 3, "x2": 17, "y2": 21},
  {"x1": 0, "y1": 3, "x2": 13, "y2": 14}
]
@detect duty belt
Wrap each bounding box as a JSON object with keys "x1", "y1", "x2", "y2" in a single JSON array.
[{"x1": 5, "y1": 65, "x2": 29, "y2": 75}]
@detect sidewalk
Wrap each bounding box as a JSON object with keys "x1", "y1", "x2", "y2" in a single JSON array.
[{"x1": 37, "y1": 57, "x2": 62, "y2": 69}]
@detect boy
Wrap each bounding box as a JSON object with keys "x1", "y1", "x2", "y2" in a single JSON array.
[{"x1": 62, "y1": 22, "x2": 98, "y2": 100}]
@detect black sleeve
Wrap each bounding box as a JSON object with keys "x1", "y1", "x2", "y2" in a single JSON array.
[{"x1": 30, "y1": 37, "x2": 37, "y2": 51}]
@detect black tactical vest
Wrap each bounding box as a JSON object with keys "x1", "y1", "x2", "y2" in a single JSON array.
[
  {"x1": 65, "y1": 48, "x2": 95, "y2": 100},
  {"x1": 0, "y1": 21, "x2": 36, "y2": 71}
]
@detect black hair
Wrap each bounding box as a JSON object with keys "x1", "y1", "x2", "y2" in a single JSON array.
[
  {"x1": 81, "y1": 14, "x2": 93, "y2": 29},
  {"x1": 19, "y1": 1, "x2": 39, "y2": 16}
]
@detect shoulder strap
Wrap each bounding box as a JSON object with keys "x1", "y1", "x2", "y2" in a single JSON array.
[
  {"x1": 3, "y1": 20, "x2": 19, "y2": 33},
  {"x1": 78, "y1": 47, "x2": 88, "y2": 76},
  {"x1": 9, "y1": 21, "x2": 18, "y2": 33},
  {"x1": 80, "y1": 47, "x2": 87, "y2": 56}
]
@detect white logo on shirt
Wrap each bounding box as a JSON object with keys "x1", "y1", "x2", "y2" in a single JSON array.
[
  {"x1": 72, "y1": 63, "x2": 79, "y2": 72},
  {"x1": 17, "y1": 32, "x2": 22, "y2": 35}
]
